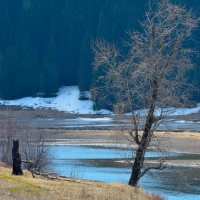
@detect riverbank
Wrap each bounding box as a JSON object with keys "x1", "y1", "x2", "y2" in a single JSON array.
[
  {"x1": 46, "y1": 129, "x2": 200, "y2": 154},
  {"x1": 0, "y1": 163, "x2": 162, "y2": 200},
  {"x1": 0, "y1": 106, "x2": 199, "y2": 166},
  {"x1": 0, "y1": 106, "x2": 200, "y2": 199}
]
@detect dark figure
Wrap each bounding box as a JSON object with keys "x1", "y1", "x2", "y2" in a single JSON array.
[{"x1": 12, "y1": 140, "x2": 23, "y2": 175}]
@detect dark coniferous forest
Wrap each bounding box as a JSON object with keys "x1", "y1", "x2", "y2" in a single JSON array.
[{"x1": 0, "y1": 0, "x2": 199, "y2": 106}]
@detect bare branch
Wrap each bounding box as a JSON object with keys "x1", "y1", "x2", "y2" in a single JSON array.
[
  {"x1": 139, "y1": 159, "x2": 166, "y2": 179},
  {"x1": 92, "y1": 0, "x2": 199, "y2": 187}
]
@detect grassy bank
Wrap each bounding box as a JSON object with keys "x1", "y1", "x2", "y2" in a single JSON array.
[{"x1": 0, "y1": 163, "x2": 162, "y2": 200}]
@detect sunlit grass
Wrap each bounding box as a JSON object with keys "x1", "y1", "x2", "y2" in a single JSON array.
[{"x1": 0, "y1": 162, "x2": 162, "y2": 200}]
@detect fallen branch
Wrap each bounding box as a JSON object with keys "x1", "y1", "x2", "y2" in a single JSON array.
[{"x1": 22, "y1": 160, "x2": 57, "y2": 179}]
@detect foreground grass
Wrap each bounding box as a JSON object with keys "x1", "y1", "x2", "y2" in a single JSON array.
[{"x1": 0, "y1": 163, "x2": 162, "y2": 200}]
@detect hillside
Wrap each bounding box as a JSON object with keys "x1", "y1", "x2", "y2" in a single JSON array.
[
  {"x1": 0, "y1": 163, "x2": 162, "y2": 200},
  {"x1": 0, "y1": 0, "x2": 199, "y2": 103}
]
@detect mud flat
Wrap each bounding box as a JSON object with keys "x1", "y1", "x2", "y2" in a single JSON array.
[
  {"x1": 45, "y1": 129, "x2": 200, "y2": 153},
  {"x1": 0, "y1": 106, "x2": 199, "y2": 164}
]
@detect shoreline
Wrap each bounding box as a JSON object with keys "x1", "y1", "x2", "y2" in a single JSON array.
[
  {"x1": 44, "y1": 129, "x2": 200, "y2": 154},
  {"x1": 44, "y1": 130, "x2": 200, "y2": 169},
  {"x1": 0, "y1": 106, "x2": 199, "y2": 170},
  {"x1": 46, "y1": 140, "x2": 200, "y2": 168},
  {"x1": 0, "y1": 162, "x2": 161, "y2": 200},
  {"x1": 115, "y1": 159, "x2": 200, "y2": 169}
]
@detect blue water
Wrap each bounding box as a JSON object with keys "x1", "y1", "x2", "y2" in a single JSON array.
[
  {"x1": 50, "y1": 145, "x2": 165, "y2": 160},
  {"x1": 49, "y1": 146, "x2": 200, "y2": 200}
]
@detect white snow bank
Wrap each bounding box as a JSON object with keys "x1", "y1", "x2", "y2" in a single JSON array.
[
  {"x1": 168, "y1": 103, "x2": 200, "y2": 115},
  {"x1": 154, "y1": 104, "x2": 200, "y2": 116},
  {"x1": 0, "y1": 86, "x2": 111, "y2": 114},
  {"x1": 0, "y1": 85, "x2": 199, "y2": 116},
  {"x1": 125, "y1": 103, "x2": 200, "y2": 116},
  {"x1": 74, "y1": 117, "x2": 113, "y2": 121}
]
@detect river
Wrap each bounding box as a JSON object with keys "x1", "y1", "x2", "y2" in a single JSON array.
[
  {"x1": 27, "y1": 115, "x2": 200, "y2": 199},
  {"x1": 48, "y1": 145, "x2": 200, "y2": 200}
]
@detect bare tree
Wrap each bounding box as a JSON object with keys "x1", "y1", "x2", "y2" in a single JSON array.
[
  {"x1": 92, "y1": 0, "x2": 199, "y2": 186},
  {"x1": 0, "y1": 110, "x2": 20, "y2": 164},
  {"x1": 0, "y1": 110, "x2": 51, "y2": 174},
  {"x1": 21, "y1": 130, "x2": 51, "y2": 174}
]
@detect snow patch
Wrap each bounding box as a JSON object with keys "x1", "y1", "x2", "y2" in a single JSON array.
[
  {"x1": 0, "y1": 85, "x2": 199, "y2": 116},
  {"x1": 0, "y1": 86, "x2": 111, "y2": 114},
  {"x1": 126, "y1": 104, "x2": 200, "y2": 116},
  {"x1": 74, "y1": 117, "x2": 113, "y2": 122},
  {"x1": 168, "y1": 104, "x2": 200, "y2": 115}
]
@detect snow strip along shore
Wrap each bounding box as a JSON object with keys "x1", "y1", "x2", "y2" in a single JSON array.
[
  {"x1": 0, "y1": 86, "x2": 199, "y2": 116},
  {"x1": 0, "y1": 86, "x2": 110, "y2": 114}
]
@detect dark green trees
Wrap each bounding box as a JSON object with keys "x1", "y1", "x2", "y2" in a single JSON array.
[
  {"x1": 40, "y1": 36, "x2": 58, "y2": 96},
  {"x1": 78, "y1": 32, "x2": 92, "y2": 92},
  {"x1": 0, "y1": 0, "x2": 199, "y2": 103}
]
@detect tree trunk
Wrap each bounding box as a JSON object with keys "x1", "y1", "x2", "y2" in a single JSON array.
[
  {"x1": 12, "y1": 140, "x2": 23, "y2": 175},
  {"x1": 128, "y1": 145, "x2": 146, "y2": 186},
  {"x1": 128, "y1": 114, "x2": 154, "y2": 186},
  {"x1": 129, "y1": 85, "x2": 157, "y2": 186}
]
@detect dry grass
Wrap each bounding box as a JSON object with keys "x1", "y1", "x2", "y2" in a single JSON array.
[
  {"x1": 153, "y1": 131, "x2": 200, "y2": 139},
  {"x1": 0, "y1": 163, "x2": 162, "y2": 200},
  {"x1": 51, "y1": 129, "x2": 200, "y2": 140}
]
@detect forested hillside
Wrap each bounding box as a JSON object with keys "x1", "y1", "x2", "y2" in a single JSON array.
[{"x1": 0, "y1": 0, "x2": 199, "y2": 103}]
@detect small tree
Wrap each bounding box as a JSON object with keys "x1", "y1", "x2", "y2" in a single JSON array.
[
  {"x1": 21, "y1": 131, "x2": 50, "y2": 174},
  {"x1": 0, "y1": 110, "x2": 20, "y2": 164},
  {"x1": 0, "y1": 110, "x2": 50, "y2": 174},
  {"x1": 92, "y1": 0, "x2": 199, "y2": 186}
]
